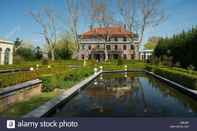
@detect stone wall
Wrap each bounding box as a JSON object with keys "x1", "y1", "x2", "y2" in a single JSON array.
[{"x1": 0, "y1": 79, "x2": 42, "y2": 112}]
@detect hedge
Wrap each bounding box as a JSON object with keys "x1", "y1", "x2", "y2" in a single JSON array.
[{"x1": 145, "y1": 65, "x2": 197, "y2": 90}]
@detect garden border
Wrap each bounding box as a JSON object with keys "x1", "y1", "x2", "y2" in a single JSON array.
[
  {"x1": 144, "y1": 70, "x2": 197, "y2": 99},
  {"x1": 23, "y1": 69, "x2": 197, "y2": 118},
  {"x1": 23, "y1": 71, "x2": 102, "y2": 118}
]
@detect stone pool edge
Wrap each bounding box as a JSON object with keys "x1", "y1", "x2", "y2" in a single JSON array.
[
  {"x1": 23, "y1": 69, "x2": 197, "y2": 118},
  {"x1": 23, "y1": 71, "x2": 102, "y2": 118},
  {"x1": 144, "y1": 70, "x2": 197, "y2": 99}
]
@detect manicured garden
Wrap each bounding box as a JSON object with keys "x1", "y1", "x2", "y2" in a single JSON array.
[
  {"x1": 145, "y1": 65, "x2": 197, "y2": 90},
  {"x1": 1, "y1": 59, "x2": 197, "y2": 117},
  {"x1": 0, "y1": 60, "x2": 145, "y2": 117}
]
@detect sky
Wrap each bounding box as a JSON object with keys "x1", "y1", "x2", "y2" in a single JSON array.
[{"x1": 0, "y1": 0, "x2": 197, "y2": 48}]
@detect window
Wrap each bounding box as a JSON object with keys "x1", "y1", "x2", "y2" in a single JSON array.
[
  {"x1": 123, "y1": 45, "x2": 127, "y2": 50},
  {"x1": 130, "y1": 45, "x2": 134, "y2": 50},
  {"x1": 114, "y1": 37, "x2": 118, "y2": 41},
  {"x1": 123, "y1": 37, "x2": 127, "y2": 41},
  {"x1": 81, "y1": 45, "x2": 85, "y2": 49},
  {"x1": 88, "y1": 45, "x2": 91, "y2": 50},
  {"x1": 97, "y1": 45, "x2": 100, "y2": 49},
  {"x1": 106, "y1": 45, "x2": 111, "y2": 50},
  {"x1": 115, "y1": 45, "x2": 118, "y2": 50}
]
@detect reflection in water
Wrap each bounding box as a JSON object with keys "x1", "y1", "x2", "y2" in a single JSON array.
[{"x1": 52, "y1": 72, "x2": 197, "y2": 117}]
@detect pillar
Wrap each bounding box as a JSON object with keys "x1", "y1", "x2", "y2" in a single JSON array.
[
  {"x1": 9, "y1": 51, "x2": 13, "y2": 64},
  {"x1": 0, "y1": 49, "x2": 5, "y2": 65}
]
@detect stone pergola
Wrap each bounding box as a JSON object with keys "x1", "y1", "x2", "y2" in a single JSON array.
[
  {"x1": 0, "y1": 39, "x2": 14, "y2": 65},
  {"x1": 139, "y1": 49, "x2": 153, "y2": 60}
]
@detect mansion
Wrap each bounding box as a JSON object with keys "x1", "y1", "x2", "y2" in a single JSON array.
[{"x1": 78, "y1": 26, "x2": 139, "y2": 60}]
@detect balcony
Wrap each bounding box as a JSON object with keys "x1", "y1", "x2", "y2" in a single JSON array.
[{"x1": 80, "y1": 39, "x2": 132, "y2": 44}]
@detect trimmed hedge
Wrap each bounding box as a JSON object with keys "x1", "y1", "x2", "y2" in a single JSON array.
[
  {"x1": 40, "y1": 67, "x2": 94, "y2": 92},
  {"x1": 145, "y1": 65, "x2": 197, "y2": 90}
]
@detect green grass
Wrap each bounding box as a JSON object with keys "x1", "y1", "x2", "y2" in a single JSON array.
[
  {"x1": 0, "y1": 92, "x2": 57, "y2": 117},
  {"x1": 145, "y1": 65, "x2": 197, "y2": 90}
]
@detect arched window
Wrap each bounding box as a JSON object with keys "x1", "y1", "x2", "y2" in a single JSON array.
[{"x1": 4, "y1": 48, "x2": 10, "y2": 64}]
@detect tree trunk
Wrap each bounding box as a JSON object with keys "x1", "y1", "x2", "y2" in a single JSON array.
[
  {"x1": 104, "y1": 44, "x2": 108, "y2": 61},
  {"x1": 51, "y1": 49, "x2": 55, "y2": 61}
]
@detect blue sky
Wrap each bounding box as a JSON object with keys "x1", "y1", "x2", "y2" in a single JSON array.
[{"x1": 0, "y1": 0, "x2": 197, "y2": 48}]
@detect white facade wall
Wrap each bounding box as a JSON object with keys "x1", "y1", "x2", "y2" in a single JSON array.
[{"x1": 0, "y1": 40, "x2": 14, "y2": 65}]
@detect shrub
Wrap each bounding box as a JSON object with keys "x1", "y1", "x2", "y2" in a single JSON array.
[
  {"x1": 145, "y1": 65, "x2": 197, "y2": 90},
  {"x1": 42, "y1": 59, "x2": 49, "y2": 65},
  {"x1": 117, "y1": 58, "x2": 123, "y2": 65},
  {"x1": 41, "y1": 76, "x2": 55, "y2": 92}
]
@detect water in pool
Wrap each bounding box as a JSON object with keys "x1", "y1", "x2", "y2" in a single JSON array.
[{"x1": 52, "y1": 72, "x2": 197, "y2": 117}]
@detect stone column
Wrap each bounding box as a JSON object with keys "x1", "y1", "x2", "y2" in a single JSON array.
[
  {"x1": 1, "y1": 49, "x2": 5, "y2": 65},
  {"x1": 9, "y1": 51, "x2": 13, "y2": 64}
]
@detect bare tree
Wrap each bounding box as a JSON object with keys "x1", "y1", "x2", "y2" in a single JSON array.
[
  {"x1": 117, "y1": 0, "x2": 166, "y2": 59},
  {"x1": 89, "y1": 0, "x2": 115, "y2": 61},
  {"x1": 117, "y1": 0, "x2": 137, "y2": 32},
  {"x1": 29, "y1": 7, "x2": 57, "y2": 61},
  {"x1": 65, "y1": 0, "x2": 81, "y2": 54},
  {"x1": 138, "y1": 0, "x2": 165, "y2": 44}
]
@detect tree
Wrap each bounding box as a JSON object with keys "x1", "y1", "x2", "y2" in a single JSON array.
[
  {"x1": 144, "y1": 36, "x2": 161, "y2": 49},
  {"x1": 65, "y1": 0, "x2": 81, "y2": 53},
  {"x1": 138, "y1": 0, "x2": 165, "y2": 44},
  {"x1": 29, "y1": 7, "x2": 58, "y2": 61},
  {"x1": 34, "y1": 46, "x2": 43, "y2": 59},
  {"x1": 154, "y1": 26, "x2": 197, "y2": 69},
  {"x1": 89, "y1": 0, "x2": 115, "y2": 61},
  {"x1": 16, "y1": 47, "x2": 34, "y2": 60},
  {"x1": 117, "y1": 0, "x2": 137, "y2": 32},
  {"x1": 14, "y1": 37, "x2": 23, "y2": 53},
  {"x1": 55, "y1": 35, "x2": 74, "y2": 60},
  {"x1": 117, "y1": 0, "x2": 166, "y2": 59}
]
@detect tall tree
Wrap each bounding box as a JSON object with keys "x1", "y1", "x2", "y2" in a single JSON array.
[
  {"x1": 65, "y1": 0, "x2": 81, "y2": 56},
  {"x1": 29, "y1": 7, "x2": 58, "y2": 61},
  {"x1": 117, "y1": 0, "x2": 137, "y2": 32},
  {"x1": 89, "y1": 0, "x2": 115, "y2": 61},
  {"x1": 14, "y1": 37, "x2": 23, "y2": 53},
  {"x1": 117, "y1": 0, "x2": 166, "y2": 59}
]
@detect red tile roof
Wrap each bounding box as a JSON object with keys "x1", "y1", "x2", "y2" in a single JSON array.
[{"x1": 81, "y1": 26, "x2": 133, "y2": 38}]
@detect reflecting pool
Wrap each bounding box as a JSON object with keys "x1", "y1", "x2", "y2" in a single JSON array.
[{"x1": 52, "y1": 72, "x2": 197, "y2": 117}]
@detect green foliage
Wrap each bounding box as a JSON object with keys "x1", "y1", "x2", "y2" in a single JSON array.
[
  {"x1": 14, "y1": 37, "x2": 22, "y2": 49},
  {"x1": 145, "y1": 65, "x2": 197, "y2": 90},
  {"x1": 117, "y1": 58, "x2": 123, "y2": 65},
  {"x1": 0, "y1": 92, "x2": 57, "y2": 117},
  {"x1": 34, "y1": 46, "x2": 43, "y2": 59},
  {"x1": 154, "y1": 27, "x2": 197, "y2": 69},
  {"x1": 15, "y1": 46, "x2": 43, "y2": 61},
  {"x1": 55, "y1": 47, "x2": 72, "y2": 60},
  {"x1": 41, "y1": 67, "x2": 93, "y2": 92},
  {"x1": 42, "y1": 59, "x2": 49, "y2": 65},
  {"x1": 16, "y1": 47, "x2": 35, "y2": 60}
]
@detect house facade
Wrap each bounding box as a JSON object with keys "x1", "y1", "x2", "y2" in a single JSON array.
[
  {"x1": 78, "y1": 26, "x2": 139, "y2": 60},
  {"x1": 0, "y1": 39, "x2": 14, "y2": 65}
]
